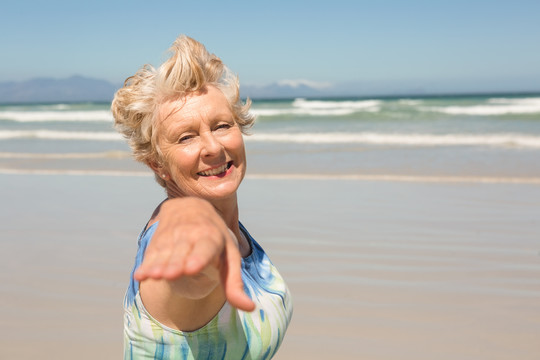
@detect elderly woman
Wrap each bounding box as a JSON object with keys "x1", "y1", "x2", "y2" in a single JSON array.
[{"x1": 111, "y1": 35, "x2": 293, "y2": 359}]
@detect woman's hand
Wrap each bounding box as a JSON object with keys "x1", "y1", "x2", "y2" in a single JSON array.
[{"x1": 134, "y1": 197, "x2": 255, "y2": 312}]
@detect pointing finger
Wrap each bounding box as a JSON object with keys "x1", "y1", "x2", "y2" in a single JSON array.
[{"x1": 221, "y1": 238, "x2": 255, "y2": 312}]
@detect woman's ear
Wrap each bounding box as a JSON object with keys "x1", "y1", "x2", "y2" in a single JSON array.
[{"x1": 147, "y1": 159, "x2": 169, "y2": 181}]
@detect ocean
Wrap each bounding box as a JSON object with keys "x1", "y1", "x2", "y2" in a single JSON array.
[{"x1": 1, "y1": 93, "x2": 540, "y2": 182}]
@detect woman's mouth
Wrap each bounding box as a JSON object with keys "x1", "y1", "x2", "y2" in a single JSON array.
[{"x1": 197, "y1": 161, "x2": 233, "y2": 177}]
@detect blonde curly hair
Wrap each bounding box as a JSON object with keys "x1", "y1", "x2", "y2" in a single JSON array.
[{"x1": 111, "y1": 35, "x2": 255, "y2": 187}]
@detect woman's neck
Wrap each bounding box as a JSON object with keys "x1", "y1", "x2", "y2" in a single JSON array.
[{"x1": 210, "y1": 194, "x2": 241, "y2": 232}]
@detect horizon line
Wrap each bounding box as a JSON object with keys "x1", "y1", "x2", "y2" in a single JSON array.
[{"x1": 2, "y1": 89, "x2": 540, "y2": 106}]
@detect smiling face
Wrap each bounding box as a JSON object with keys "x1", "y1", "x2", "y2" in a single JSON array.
[{"x1": 152, "y1": 86, "x2": 246, "y2": 203}]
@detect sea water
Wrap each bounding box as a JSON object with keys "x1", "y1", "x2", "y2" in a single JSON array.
[{"x1": 1, "y1": 94, "x2": 540, "y2": 181}]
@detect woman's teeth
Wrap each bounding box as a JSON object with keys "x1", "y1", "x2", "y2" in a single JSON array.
[{"x1": 198, "y1": 163, "x2": 230, "y2": 176}]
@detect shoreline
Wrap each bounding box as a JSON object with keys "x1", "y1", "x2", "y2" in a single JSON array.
[{"x1": 2, "y1": 167, "x2": 540, "y2": 184}]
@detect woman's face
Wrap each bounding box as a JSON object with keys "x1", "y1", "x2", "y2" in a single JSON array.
[{"x1": 154, "y1": 86, "x2": 246, "y2": 202}]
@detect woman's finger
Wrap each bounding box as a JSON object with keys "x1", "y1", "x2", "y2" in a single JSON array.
[{"x1": 221, "y1": 238, "x2": 256, "y2": 312}]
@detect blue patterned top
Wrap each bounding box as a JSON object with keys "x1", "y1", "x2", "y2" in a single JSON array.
[{"x1": 124, "y1": 222, "x2": 293, "y2": 359}]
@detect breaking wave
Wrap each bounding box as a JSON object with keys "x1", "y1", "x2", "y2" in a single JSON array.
[
  {"x1": 251, "y1": 98, "x2": 381, "y2": 117},
  {"x1": 0, "y1": 130, "x2": 122, "y2": 141},
  {"x1": 422, "y1": 97, "x2": 540, "y2": 116},
  {"x1": 0, "y1": 110, "x2": 113, "y2": 122}
]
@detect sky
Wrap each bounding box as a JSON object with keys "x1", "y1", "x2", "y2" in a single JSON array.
[{"x1": 1, "y1": 0, "x2": 540, "y2": 95}]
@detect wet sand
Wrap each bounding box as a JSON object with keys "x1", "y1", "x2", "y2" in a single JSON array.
[{"x1": 1, "y1": 174, "x2": 539, "y2": 359}]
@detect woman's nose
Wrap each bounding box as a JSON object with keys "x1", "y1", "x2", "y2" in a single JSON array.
[{"x1": 201, "y1": 133, "x2": 223, "y2": 157}]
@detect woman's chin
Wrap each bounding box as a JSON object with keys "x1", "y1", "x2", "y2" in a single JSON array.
[
  {"x1": 196, "y1": 169, "x2": 244, "y2": 199},
  {"x1": 175, "y1": 179, "x2": 240, "y2": 202},
  {"x1": 203, "y1": 183, "x2": 241, "y2": 201}
]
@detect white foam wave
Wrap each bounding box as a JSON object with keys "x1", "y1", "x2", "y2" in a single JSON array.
[
  {"x1": 0, "y1": 151, "x2": 130, "y2": 159},
  {"x1": 42, "y1": 104, "x2": 70, "y2": 110},
  {"x1": 422, "y1": 97, "x2": 540, "y2": 115},
  {"x1": 251, "y1": 98, "x2": 381, "y2": 117},
  {"x1": 247, "y1": 132, "x2": 540, "y2": 148},
  {"x1": 487, "y1": 97, "x2": 540, "y2": 105},
  {"x1": 0, "y1": 110, "x2": 114, "y2": 122},
  {"x1": 3, "y1": 129, "x2": 540, "y2": 148},
  {"x1": 398, "y1": 99, "x2": 423, "y2": 106},
  {"x1": 250, "y1": 108, "x2": 369, "y2": 116},
  {"x1": 0, "y1": 130, "x2": 122, "y2": 141}
]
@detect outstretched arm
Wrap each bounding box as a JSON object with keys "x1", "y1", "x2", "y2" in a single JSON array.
[{"x1": 134, "y1": 197, "x2": 255, "y2": 312}]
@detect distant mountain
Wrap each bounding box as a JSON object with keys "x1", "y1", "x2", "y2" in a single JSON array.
[
  {"x1": 0, "y1": 76, "x2": 331, "y2": 103},
  {"x1": 0, "y1": 76, "x2": 338, "y2": 103},
  {"x1": 241, "y1": 80, "x2": 332, "y2": 99},
  {"x1": 0, "y1": 76, "x2": 119, "y2": 103},
  {"x1": 239, "y1": 79, "x2": 413, "y2": 99},
  {"x1": 4, "y1": 75, "x2": 533, "y2": 103}
]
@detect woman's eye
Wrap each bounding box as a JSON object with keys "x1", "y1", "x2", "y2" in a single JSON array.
[
  {"x1": 178, "y1": 135, "x2": 194, "y2": 143},
  {"x1": 216, "y1": 123, "x2": 232, "y2": 130}
]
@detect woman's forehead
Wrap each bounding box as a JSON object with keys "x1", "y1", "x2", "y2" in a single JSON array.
[{"x1": 158, "y1": 87, "x2": 232, "y2": 126}]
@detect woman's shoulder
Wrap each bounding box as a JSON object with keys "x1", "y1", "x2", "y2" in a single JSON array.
[
  {"x1": 238, "y1": 222, "x2": 263, "y2": 253},
  {"x1": 142, "y1": 200, "x2": 166, "y2": 233},
  {"x1": 137, "y1": 221, "x2": 159, "y2": 247}
]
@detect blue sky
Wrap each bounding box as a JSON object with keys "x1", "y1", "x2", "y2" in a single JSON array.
[{"x1": 2, "y1": 0, "x2": 540, "y2": 94}]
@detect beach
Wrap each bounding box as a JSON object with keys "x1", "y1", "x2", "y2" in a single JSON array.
[
  {"x1": 1, "y1": 173, "x2": 539, "y2": 359},
  {"x1": 1, "y1": 95, "x2": 540, "y2": 359}
]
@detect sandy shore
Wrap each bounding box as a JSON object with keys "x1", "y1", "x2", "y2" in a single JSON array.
[{"x1": 1, "y1": 174, "x2": 539, "y2": 359}]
